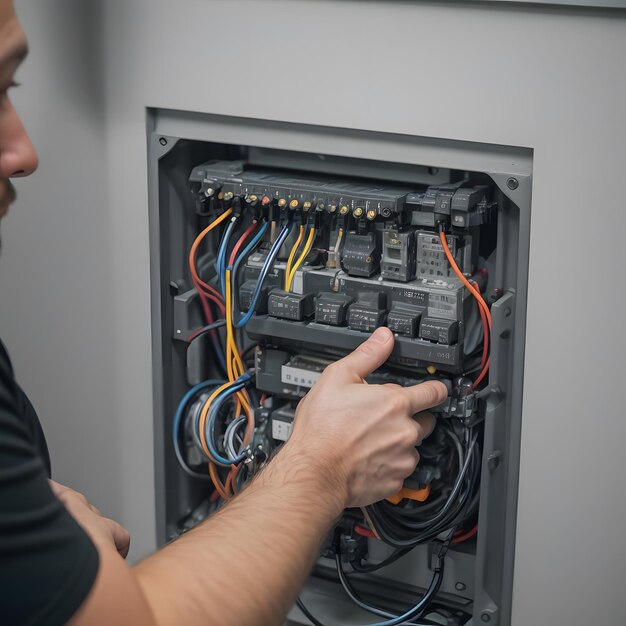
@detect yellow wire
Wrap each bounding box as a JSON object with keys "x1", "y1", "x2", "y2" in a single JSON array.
[
  {"x1": 285, "y1": 226, "x2": 316, "y2": 292},
  {"x1": 225, "y1": 269, "x2": 251, "y2": 415},
  {"x1": 199, "y1": 381, "x2": 237, "y2": 459},
  {"x1": 284, "y1": 225, "x2": 305, "y2": 290}
]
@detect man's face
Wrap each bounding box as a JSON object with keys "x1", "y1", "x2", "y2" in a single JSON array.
[{"x1": 0, "y1": 0, "x2": 37, "y2": 229}]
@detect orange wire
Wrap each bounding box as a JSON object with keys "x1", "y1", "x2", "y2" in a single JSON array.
[
  {"x1": 439, "y1": 231, "x2": 491, "y2": 330},
  {"x1": 439, "y1": 231, "x2": 492, "y2": 388},
  {"x1": 209, "y1": 462, "x2": 229, "y2": 499},
  {"x1": 188, "y1": 208, "x2": 232, "y2": 313}
]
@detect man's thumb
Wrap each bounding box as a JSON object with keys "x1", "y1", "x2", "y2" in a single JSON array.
[{"x1": 332, "y1": 327, "x2": 394, "y2": 381}]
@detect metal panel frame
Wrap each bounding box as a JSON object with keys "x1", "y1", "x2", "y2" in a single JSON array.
[{"x1": 146, "y1": 108, "x2": 533, "y2": 625}]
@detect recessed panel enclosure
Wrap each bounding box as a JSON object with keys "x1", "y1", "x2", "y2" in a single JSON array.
[{"x1": 148, "y1": 110, "x2": 531, "y2": 626}]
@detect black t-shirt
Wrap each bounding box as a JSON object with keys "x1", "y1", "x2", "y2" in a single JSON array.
[{"x1": 0, "y1": 340, "x2": 99, "y2": 625}]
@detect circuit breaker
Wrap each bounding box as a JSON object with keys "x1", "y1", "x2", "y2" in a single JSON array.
[{"x1": 148, "y1": 112, "x2": 530, "y2": 626}]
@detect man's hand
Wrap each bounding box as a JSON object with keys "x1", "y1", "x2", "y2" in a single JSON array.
[
  {"x1": 49, "y1": 480, "x2": 130, "y2": 558},
  {"x1": 285, "y1": 326, "x2": 447, "y2": 508}
]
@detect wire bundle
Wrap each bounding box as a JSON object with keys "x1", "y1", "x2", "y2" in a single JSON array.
[
  {"x1": 297, "y1": 537, "x2": 451, "y2": 626},
  {"x1": 363, "y1": 423, "x2": 480, "y2": 550},
  {"x1": 178, "y1": 206, "x2": 297, "y2": 498}
]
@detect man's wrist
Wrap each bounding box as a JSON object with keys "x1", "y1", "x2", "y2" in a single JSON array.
[{"x1": 261, "y1": 441, "x2": 347, "y2": 521}]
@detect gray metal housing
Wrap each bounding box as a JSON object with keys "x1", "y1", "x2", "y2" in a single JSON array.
[{"x1": 147, "y1": 109, "x2": 532, "y2": 625}]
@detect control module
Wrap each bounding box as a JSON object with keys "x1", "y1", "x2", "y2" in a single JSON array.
[{"x1": 166, "y1": 154, "x2": 507, "y2": 626}]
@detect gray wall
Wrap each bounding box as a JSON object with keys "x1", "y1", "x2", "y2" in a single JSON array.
[
  {"x1": 0, "y1": 1, "x2": 152, "y2": 548},
  {"x1": 1, "y1": 1, "x2": 625, "y2": 625}
]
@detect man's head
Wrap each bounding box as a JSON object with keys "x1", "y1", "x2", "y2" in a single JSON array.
[{"x1": 0, "y1": 0, "x2": 38, "y2": 228}]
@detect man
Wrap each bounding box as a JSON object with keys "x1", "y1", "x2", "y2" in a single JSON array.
[{"x1": 0, "y1": 2, "x2": 447, "y2": 624}]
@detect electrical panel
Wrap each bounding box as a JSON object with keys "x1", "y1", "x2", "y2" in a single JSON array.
[{"x1": 148, "y1": 120, "x2": 530, "y2": 626}]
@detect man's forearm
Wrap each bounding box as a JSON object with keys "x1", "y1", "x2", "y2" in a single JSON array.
[{"x1": 134, "y1": 443, "x2": 344, "y2": 626}]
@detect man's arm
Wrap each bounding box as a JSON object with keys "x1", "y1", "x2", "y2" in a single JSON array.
[{"x1": 67, "y1": 328, "x2": 447, "y2": 626}]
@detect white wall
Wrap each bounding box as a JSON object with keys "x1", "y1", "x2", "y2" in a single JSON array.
[{"x1": 1, "y1": 1, "x2": 625, "y2": 624}]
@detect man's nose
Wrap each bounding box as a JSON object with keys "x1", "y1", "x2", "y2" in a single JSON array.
[{"x1": 0, "y1": 101, "x2": 38, "y2": 178}]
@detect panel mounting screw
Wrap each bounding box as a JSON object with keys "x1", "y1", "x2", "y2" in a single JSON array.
[
  {"x1": 481, "y1": 613, "x2": 491, "y2": 622},
  {"x1": 455, "y1": 582, "x2": 466, "y2": 591},
  {"x1": 506, "y1": 177, "x2": 519, "y2": 190},
  {"x1": 159, "y1": 137, "x2": 167, "y2": 146}
]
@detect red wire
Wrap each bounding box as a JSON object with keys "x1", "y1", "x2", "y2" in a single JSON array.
[
  {"x1": 194, "y1": 280, "x2": 226, "y2": 315},
  {"x1": 452, "y1": 525, "x2": 478, "y2": 544},
  {"x1": 229, "y1": 221, "x2": 258, "y2": 267},
  {"x1": 354, "y1": 525, "x2": 377, "y2": 539}
]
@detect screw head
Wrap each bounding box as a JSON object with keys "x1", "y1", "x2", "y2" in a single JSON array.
[
  {"x1": 481, "y1": 613, "x2": 491, "y2": 622},
  {"x1": 159, "y1": 137, "x2": 167, "y2": 146},
  {"x1": 353, "y1": 207, "x2": 364, "y2": 218},
  {"x1": 339, "y1": 205, "x2": 350, "y2": 215},
  {"x1": 289, "y1": 199, "x2": 299, "y2": 209},
  {"x1": 506, "y1": 177, "x2": 519, "y2": 190},
  {"x1": 277, "y1": 198, "x2": 287, "y2": 208},
  {"x1": 303, "y1": 201, "x2": 312, "y2": 211},
  {"x1": 455, "y1": 581, "x2": 467, "y2": 591},
  {"x1": 366, "y1": 209, "x2": 377, "y2": 220}
]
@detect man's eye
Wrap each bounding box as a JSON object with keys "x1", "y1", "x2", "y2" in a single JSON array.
[{"x1": 9, "y1": 80, "x2": 21, "y2": 89}]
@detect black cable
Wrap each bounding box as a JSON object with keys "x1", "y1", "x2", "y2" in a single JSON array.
[
  {"x1": 336, "y1": 553, "x2": 435, "y2": 625},
  {"x1": 296, "y1": 598, "x2": 327, "y2": 626},
  {"x1": 364, "y1": 427, "x2": 480, "y2": 548}
]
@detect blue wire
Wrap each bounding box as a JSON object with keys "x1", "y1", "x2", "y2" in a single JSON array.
[
  {"x1": 216, "y1": 217, "x2": 238, "y2": 295},
  {"x1": 231, "y1": 221, "x2": 269, "y2": 280},
  {"x1": 172, "y1": 379, "x2": 225, "y2": 478},
  {"x1": 204, "y1": 373, "x2": 254, "y2": 466},
  {"x1": 234, "y1": 223, "x2": 292, "y2": 328}
]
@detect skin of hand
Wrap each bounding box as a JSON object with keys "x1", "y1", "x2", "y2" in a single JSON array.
[
  {"x1": 287, "y1": 326, "x2": 445, "y2": 507},
  {"x1": 49, "y1": 479, "x2": 131, "y2": 558}
]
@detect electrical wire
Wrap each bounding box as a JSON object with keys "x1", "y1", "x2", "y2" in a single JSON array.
[
  {"x1": 229, "y1": 221, "x2": 260, "y2": 267},
  {"x1": 297, "y1": 542, "x2": 447, "y2": 626},
  {"x1": 216, "y1": 215, "x2": 239, "y2": 295},
  {"x1": 365, "y1": 425, "x2": 480, "y2": 549},
  {"x1": 233, "y1": 222, "x2": 293, "y2": 328},
  {"x1": 203, "y1": 375, "x2": 252, "y2": 466},
  {"x1": 188, "y1": 209, "x2": 233, "y2": 373},
  {"x1": 285, "y1": 225, "x2": 316, "y2": 292},
  {"x1": 172, "y1": 379, "x2": 225, "y2": 480},
  {"x1": 439, "y1": 231, "x2": 491, "y2": 388},
  {"x1": 189, "y1": 208, "x2": 231, "y2": 314},
  {"x1": 335, "y1": 553, "x2": 437, "y2": 626},
  {"x1": 224, "y1": 415, "x2": 247, "y2": 461},
  {"x1": 285, "y1": 224, "x2": 305, "y2": 290},
  {"x1": 452, "y1": 525, "x2": 478, "y2": 545},
  {"x1": 187, "y1": 319, "x2": 226, "y2": 342}
]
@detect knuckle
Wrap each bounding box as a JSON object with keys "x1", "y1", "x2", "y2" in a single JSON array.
[
  {"x1": 389, "y1": 392, "x2": 409, "y2": 414},
  {"x1": 323, "y1": 361, "x2": 340, "y2": 377},
  {"x1": 400, "y1": 423, "x2": 418, "y2": 446},
  {"x1": 412, "y1": 449, "x2": 421, "y2": 465}
]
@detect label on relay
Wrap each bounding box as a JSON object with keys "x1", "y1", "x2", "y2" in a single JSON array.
[{"x1": 427, "y1": 292, "x2": 457, "y2": 321}]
